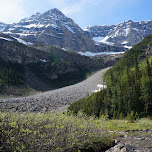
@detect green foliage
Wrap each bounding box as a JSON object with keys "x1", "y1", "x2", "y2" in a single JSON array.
[
  {"x1": 126, "y1": 111, "x2": 137, "y2": 123},
  {"x1": 137, "y1": 118, "x2": 152, "y2": 129},
  {"x1": 68, "y1": 35, "x2": 152, "y2": 119},
  {"x1": 0, "y1": 112, "x2": 113, "y2": 152},
  {"x1": 119, "y1": 112, "x2": 124, "y2": 120},
  {"x1": 68, "y1": 90, "x2": 108, "y2": 118},
  {"x1": 69, "y1": 55, "x2": 152, "y2": 118},
  {"x1": 105, "y1": 118, "x2": 152, "y2": 131},
  {"x1": 0, "y1": 60, "x2": 24, "y2": 91}
]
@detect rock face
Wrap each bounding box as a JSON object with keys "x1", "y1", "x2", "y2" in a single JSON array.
[
  {"x1": 1, "y1": 8, "x2": 126, "y2": 53},
  {"x1": 84, "y1": 20, "x2": 152, "y2": 48},
  {"x1": 83, "y1": 25, "x2": 115, "y2": 38}
]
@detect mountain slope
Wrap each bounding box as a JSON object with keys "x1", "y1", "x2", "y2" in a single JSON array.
[
  {"x1": 1, "y1": 8, "x2": 126, "y2": 53},
  {"x1": 0, "y1": 34, "x2": 108, "y2": 95},
  {"x1": 68, "y1": 34, "x2": 152, "y2": 117},
  {"x1": 84, "y1": 20, "x2": 152, "y2": 49},
  {"x1": 107, "y1": 34, "x2": 152, "y2": 70}
]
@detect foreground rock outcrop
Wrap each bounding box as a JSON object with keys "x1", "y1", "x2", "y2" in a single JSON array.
[{"x1": 106, "y1": 142, "x2": 130, "y2": 152}]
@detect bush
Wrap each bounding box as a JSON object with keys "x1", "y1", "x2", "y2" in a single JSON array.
[
  {"x1": 0, "y1": 112, "x2": 113, "y2": 152},
  {"x1": 126, "y1": 111, "x2": 139, "y2": 123}
]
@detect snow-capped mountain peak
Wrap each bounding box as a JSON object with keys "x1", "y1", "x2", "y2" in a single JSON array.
[
  {"x1": 0, "y1": 8, "x2": 126, "y2": 52},
  {"x1": 44, "y1": 8, "x2": 65, "y2": 17},
  {"x1": 2, "y1": 8, "x2": 81, "y2": 44},
  {"x1": 84, "y1": 20, "x2": 152, "y2": 48}
]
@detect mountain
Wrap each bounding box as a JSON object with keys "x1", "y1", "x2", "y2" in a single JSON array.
[
  {"x1": 0, "y1": 22, "x2": 8, "y2": 32},
  {"x1": 1, "y1": 8, "x2": 126, "y2": 53},
  {"x1": 84, "y1": 20, "x2": 152, "y2": 49},
  {"x1": 0, "y1": 33, "x2": 110, "y2": 95}
]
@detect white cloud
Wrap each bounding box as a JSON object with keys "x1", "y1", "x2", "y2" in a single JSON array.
[
  {"x1": 47, "y1": 0, "x2": 101, "y2": 15},
  {"x1": 0, "y1": 0, "x2": 26, "y2": 23}
]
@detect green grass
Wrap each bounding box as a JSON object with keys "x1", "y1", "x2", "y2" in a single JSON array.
[
  {"x1": 0, "y1": 85, "x2": 35, "y2": 97},
  {"x1": 137, "y1": 118, "x2": 152, "y2": 129},
  {"x1": 0, "y1": 112, "x2": 113, "y2": 152},
  {"x1": 104, "y1": 118, "x2": 152, "y2": 131}
]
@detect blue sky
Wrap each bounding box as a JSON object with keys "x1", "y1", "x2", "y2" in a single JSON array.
[{"x1": 0, "y1": 0, "x2": 152, "y2": 27}]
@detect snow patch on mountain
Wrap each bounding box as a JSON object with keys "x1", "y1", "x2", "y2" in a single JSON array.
[
  {"x1": 78, "y1": 51, "x2": 124, "y2": 57},
  {"x1": 62, "y1": 48, "x2": 67, "y2": 51},
  {"x1": 23, "y1": 24, "x2": 45, "y2": 28},
  {"x1": 13, "y1": 37, "x2": 34, "y2": 45},
  {"x1": 93, "y1": 36, "x2": 114, "y2": 46},
  {"x1": 40, "y1": 59, "x2": 47, "y2": 62},
  {"x1": 0, "y1": 22, "x2": 7, "y2": 32},
  {"x1": 83, "y1": 27, "x2": 90, "y2": 31},
  {"x1": 123, "y1": 45, "x2": 132, "y2": 49},
  {"x1": 0, "y1": 37, "x2": 13, "y2": 41},
  {"x1": 93, "y1": 37, "x2": 105, "y2": 42}
]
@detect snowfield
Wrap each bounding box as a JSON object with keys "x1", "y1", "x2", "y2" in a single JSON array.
[{"x1": 78, "y1": 51, "x2": 124, "y2": 57}]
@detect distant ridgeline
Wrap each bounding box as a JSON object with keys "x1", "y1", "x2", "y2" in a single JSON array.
[{"x1": 68, "y1": 34, "x2": 152, "y2": 118}]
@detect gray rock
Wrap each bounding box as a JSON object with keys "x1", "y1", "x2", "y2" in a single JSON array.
[
  {"x1": 142, "y1": 129, "x2": 149, "y2": 132},
  {"x1": 105, "y1": 143, "x2": 130, "y2": 152}
]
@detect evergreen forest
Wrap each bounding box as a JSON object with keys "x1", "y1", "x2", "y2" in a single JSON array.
[{"x1": 68, "y1": 35, "x2": 152, "y2": 119}]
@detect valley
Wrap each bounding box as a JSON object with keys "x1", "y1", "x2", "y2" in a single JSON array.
[
  {"x1": 0, "y1": 67, "x2": 109, "y2": 113},
  {"x1": 0, "y1": 6, "x2": 152, "y2": 152}
]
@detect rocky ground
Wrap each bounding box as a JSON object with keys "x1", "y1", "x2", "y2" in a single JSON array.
[
  {"x1": 106, "y1": 129, "x2": 152, "y2": 152},
  {"x1": 118, "y1": 129, "x2": 152, "y2": 152},
  {"x1": 0, "y1": 67, "x2": 109, "y2": 112}
]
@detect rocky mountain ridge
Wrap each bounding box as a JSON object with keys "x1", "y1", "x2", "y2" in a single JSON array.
[
  {"x1": 84, "y1": 20, "x2": 152, "y2": 49},
  {"x1": 0, "y1": 8, "x2": 126, "y2": 53}
]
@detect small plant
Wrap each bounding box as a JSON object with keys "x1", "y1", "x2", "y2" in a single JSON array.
[
  {"x1": 101, "y1": 114, "x2": 109, "y2": 121},
  {"x1": 126, "y1": 111, "x2": 139, "y2": 123},
  {"x1": 119, "y1": 112, "x2": 124, "y2": 120}
]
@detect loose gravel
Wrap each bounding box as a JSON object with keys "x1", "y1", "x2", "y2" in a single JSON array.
[{"x1": 0, "y1": 68, "x2": 109, "y2": 112}]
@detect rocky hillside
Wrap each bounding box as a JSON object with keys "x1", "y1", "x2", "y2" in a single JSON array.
[
  {"x1": 1, "y1": 8, "x2": 125, "y2": 53},
  {"x1": 0, "y1": 34, "x2": 110, "y2": 94},
  {"x1": 84, "y1": 20, "x2": 152, "y2": 49}
]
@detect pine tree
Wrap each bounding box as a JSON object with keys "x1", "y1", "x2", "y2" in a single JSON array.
[
  {"x1": 134, "y1": 53, "x2": 140, "y2": 81},
  {"x1": 146, "y1": 57, "x2": 151, "y2": 77}
]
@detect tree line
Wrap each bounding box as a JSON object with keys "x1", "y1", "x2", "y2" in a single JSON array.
[
  {"x1": 68, "y1": 54, "x2": 152, "y2": 118},
  {"x1": 0, "y1": 61, "x2": 24, "y2": 90}
]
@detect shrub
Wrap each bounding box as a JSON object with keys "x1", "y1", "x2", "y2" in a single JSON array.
[{"x1": 0, "y1": 112, "x2": 113, "y2": 152}]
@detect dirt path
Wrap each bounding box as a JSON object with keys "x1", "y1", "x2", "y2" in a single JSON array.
[{"x1": 0, "y1": 67, "x2": 109, "y2": 112}]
